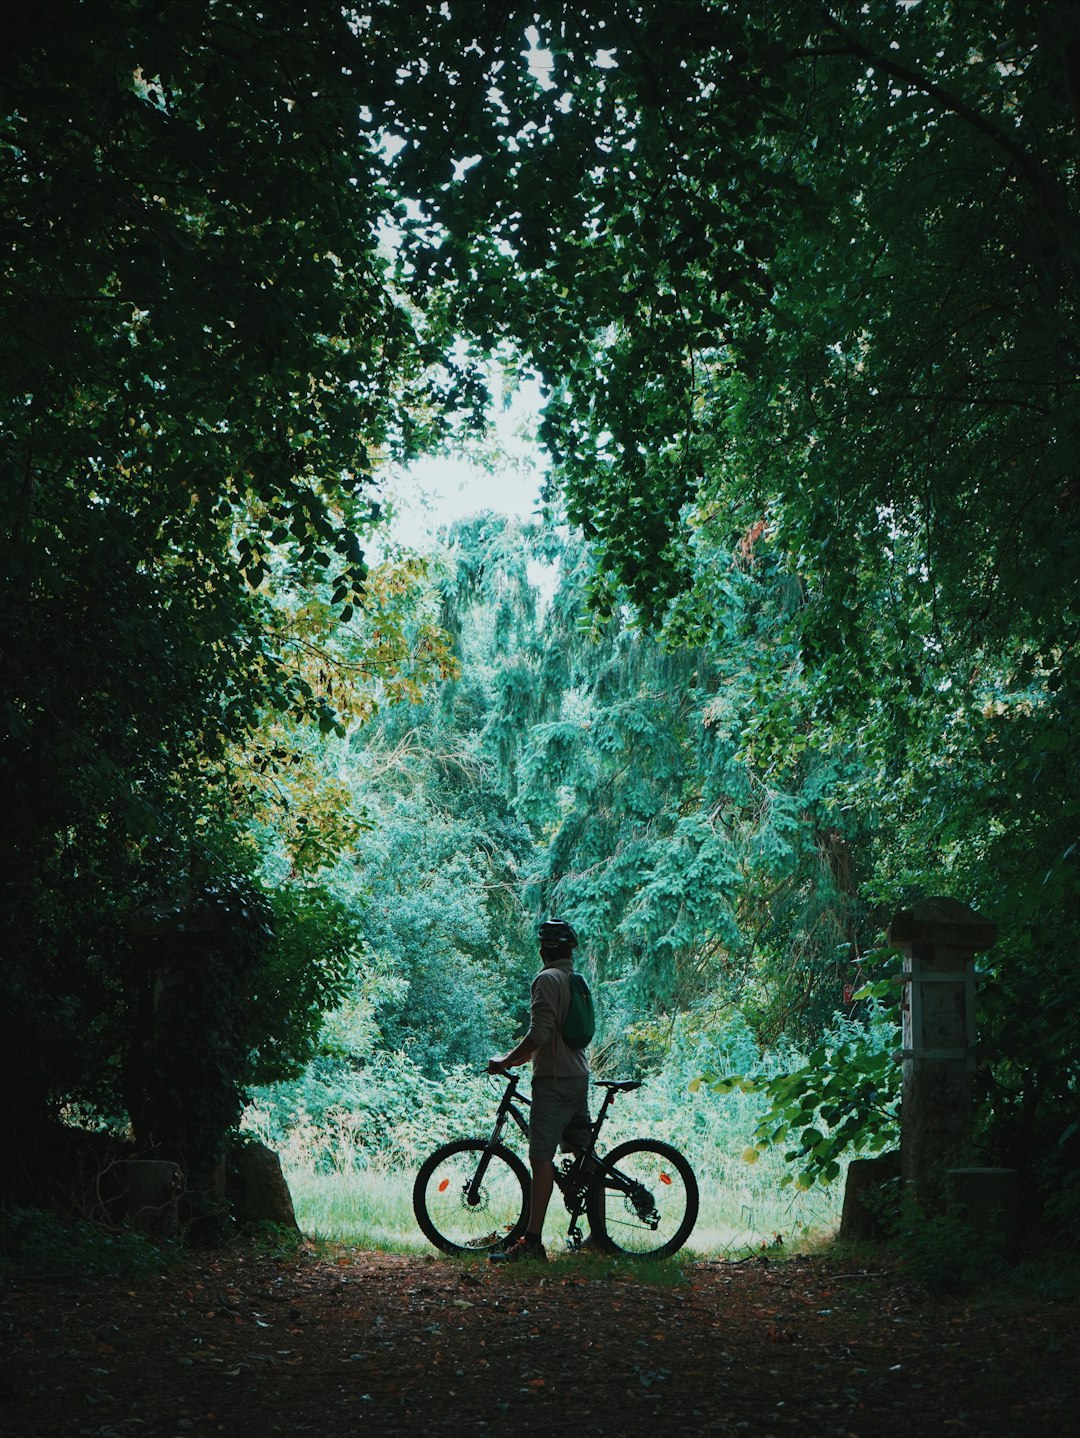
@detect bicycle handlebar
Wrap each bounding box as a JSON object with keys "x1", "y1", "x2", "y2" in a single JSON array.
[{"x1": 485, "y1": 1067, "x2": 643, "y2": 1096}]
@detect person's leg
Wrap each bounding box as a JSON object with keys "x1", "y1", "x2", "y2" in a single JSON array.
[
  {"x1": 490, "y1": 1080, "x2": 559, "y2": 1260},
  {"x1": 528, "y1": 1156, "x2": 555, "y2": 1237},
  {"x1": 525, "y1": 1085, "x2": 559, "y2": 1243},
  {"x1": 562, "y1": 1085, "x2": 602, "y2": 1241}
]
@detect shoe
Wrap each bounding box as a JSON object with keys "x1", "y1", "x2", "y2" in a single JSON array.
[
  {"x1": 573, "y1": 1233, "x2": 603, "y2": 1253},
  {"x1": 488, "y1": 1235, "x2": 547, "y2": 1264}
]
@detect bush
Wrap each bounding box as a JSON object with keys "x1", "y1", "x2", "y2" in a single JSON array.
[{"x1": 0, "y1": 1204, "x2": 178, "y2": 1281}]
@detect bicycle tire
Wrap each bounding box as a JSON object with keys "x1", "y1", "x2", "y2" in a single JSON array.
[
  {"x1": 585, "y1": 1139, "x2": 698, "y2": 1258},
  {"x1": 413, "y1": 1139, "x2": 530, "y2": 1255}
]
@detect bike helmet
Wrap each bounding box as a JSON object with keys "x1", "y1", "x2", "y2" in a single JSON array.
[{"x1": 538, "y1": 918, "x2": 579, "y2": 950}]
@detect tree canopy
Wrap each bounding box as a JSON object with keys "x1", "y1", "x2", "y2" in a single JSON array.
[
  {"x1": 1, "y1": 0, "x2": 482, "y2": 1145},
  {"x1": 382, "y1": 0, "x2": 1080, "y2": 1167},
  {"x1": 3, "y1": 1, "x2": 1078, "y2": 1211}
]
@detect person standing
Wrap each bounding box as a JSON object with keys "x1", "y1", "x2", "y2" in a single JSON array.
[{"x1": 487, "y1": 918, "x2": 592, "y2": 1261}]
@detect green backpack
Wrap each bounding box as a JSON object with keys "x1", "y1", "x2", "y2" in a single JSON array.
[{"x1": 560, "y1": 971, "x2": 596, "y2": 1049}]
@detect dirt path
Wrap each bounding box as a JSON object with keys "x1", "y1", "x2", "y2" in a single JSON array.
[{"x1": 2, "y1": 1244, "x2": 1077, "y2": 1436}]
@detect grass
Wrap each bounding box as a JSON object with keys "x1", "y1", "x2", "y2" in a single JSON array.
[
  {"x1": 284, "y1": 1144, "x2": 1080, "y2": 1305},
  {"x1": 293, "y1": 1168, "x2": 432, "y2": 1253},
  {"x1": 243, "y1": 1079, "x2": 847, "y2": 1261},
  {"x1": 464, "y1": 1247, "x2": 696, "y2": 1286},
  {"x1": 286, "y1": 1152, "x2": 843, "y2": 1260}
]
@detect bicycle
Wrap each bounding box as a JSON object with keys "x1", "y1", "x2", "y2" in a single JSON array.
[{"x1": 412, "y1": 1071, "x2": 698, "y2": 1258}]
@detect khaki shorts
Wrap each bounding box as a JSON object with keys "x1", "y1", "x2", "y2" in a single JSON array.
[{"x1": 528, "y1": 1075, "x2": 593, "y2": 1164}]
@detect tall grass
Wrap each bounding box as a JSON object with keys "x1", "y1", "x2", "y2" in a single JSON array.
[{"x1": 243, "y1": 1065, "x2": 844, "y2": 1256}]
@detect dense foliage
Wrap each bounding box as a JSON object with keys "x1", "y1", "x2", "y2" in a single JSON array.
[
  {"x1": 4, "y1": 1, "x2": 1078, "y2": 1218},
  {"x1": 0, "y1": 1, "x2": 480, "y2": 1166},
  {"x1": 379, "y1": 0, "x2": 1080, "y2": 1182}
]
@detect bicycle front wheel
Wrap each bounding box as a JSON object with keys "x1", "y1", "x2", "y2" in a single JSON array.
[
  {"x1": 586, "y1": 1140, "x2": 698, "y2": 1258},
  {"x1": 413, "y1": 1139, "x2": 530, "y2": 1255}
]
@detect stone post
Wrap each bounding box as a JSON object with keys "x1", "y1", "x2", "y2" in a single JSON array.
[{"x1": 886, "y1": 897, "x2": 996, "y2": 1207}]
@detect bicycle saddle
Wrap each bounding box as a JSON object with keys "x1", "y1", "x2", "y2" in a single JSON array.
[{"x1": 594, "y1": 1079, "x2": 643, "y2": 1092}]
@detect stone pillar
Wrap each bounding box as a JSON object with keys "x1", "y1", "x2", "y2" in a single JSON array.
[{"x1": 886, "y1": 897, "x2": 996, "y2": 1208}]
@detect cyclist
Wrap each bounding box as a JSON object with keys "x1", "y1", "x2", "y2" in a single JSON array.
[{"x1": 486, "y1": 917, "x2": 592, "y2": 1262}]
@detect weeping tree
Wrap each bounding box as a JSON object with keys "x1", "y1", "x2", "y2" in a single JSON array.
[
  {"x1": 380, "y1": 0, "x2": 1080, "y2": 1171},
  {"x1": 437, "y1": 515, "x2": 871, "y2": 1060}
]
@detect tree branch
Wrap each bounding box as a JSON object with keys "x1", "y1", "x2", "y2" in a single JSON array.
[{"x1": 799, "y1": 12, "x2": 1080, "y2": 287}]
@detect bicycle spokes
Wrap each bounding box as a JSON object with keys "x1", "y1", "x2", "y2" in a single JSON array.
[
  {"x1": 413, "y1": 1140, "x2": 529, "y2": 1255},
  {"x1": 587, "y1": 1140, "x2": 698, "y2": 1257}
]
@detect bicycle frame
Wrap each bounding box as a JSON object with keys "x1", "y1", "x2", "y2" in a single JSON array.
[
  {"x1": 465, "y1": 1072, "x2": 531, "y2": 1205},
  {"x1": 472, "y1": 1072, "x2": 659, "y2": 1243}
]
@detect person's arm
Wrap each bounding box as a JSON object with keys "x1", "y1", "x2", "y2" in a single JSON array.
[
  {"x1": 488, "y1": 970, "x2": 560, "y2": 1073},
  {"x1": 487, "y1": 1036, "x2": 539, "y2": 1074}
]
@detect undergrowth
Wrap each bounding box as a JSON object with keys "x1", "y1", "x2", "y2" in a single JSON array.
[
  {"x1": 0, "y1": 1204, "x2": 180, "y2": 1282},
  {"x1": 243, "y1": 1054, "x2": 847, "y2": 1256}
]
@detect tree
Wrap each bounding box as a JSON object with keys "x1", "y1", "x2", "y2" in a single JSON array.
[
  {"x1": 0, "y1": 1, "x2": 489, "y2": 1147},
  {"x1": 6, "y1": 0, "x2": 1078, "y2": 1203},
  {"x1": 452, "y1": 515, "x2": 871, "y2": 1056},
  {"x1": 382, "y1": 0, "x2": 1080, "y2": 1167}
]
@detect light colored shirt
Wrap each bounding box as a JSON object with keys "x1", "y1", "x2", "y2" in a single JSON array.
[{"x1": 525, "y1": 956, "x2": 591, "y2": 1080}]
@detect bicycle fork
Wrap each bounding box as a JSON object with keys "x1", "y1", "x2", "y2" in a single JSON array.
[
  {"x1": 464, "y1": 1120, "x2": 507, "y2": 1206},
  {"x1": 464, "y1": 1080, "x2": 528, "y2": 1207}
]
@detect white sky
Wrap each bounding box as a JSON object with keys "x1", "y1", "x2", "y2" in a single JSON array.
[{"x1": 381, "y1": 378, "x2": 548, "y2": 550}]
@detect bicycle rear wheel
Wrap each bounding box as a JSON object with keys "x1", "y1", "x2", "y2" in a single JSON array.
[
  {"x1": 413, "y1": 1139, "x2": 530, "y2": 1255},
  {"x1": 585, "y1": 1139, "x2": 698, "y2": 1258}
]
